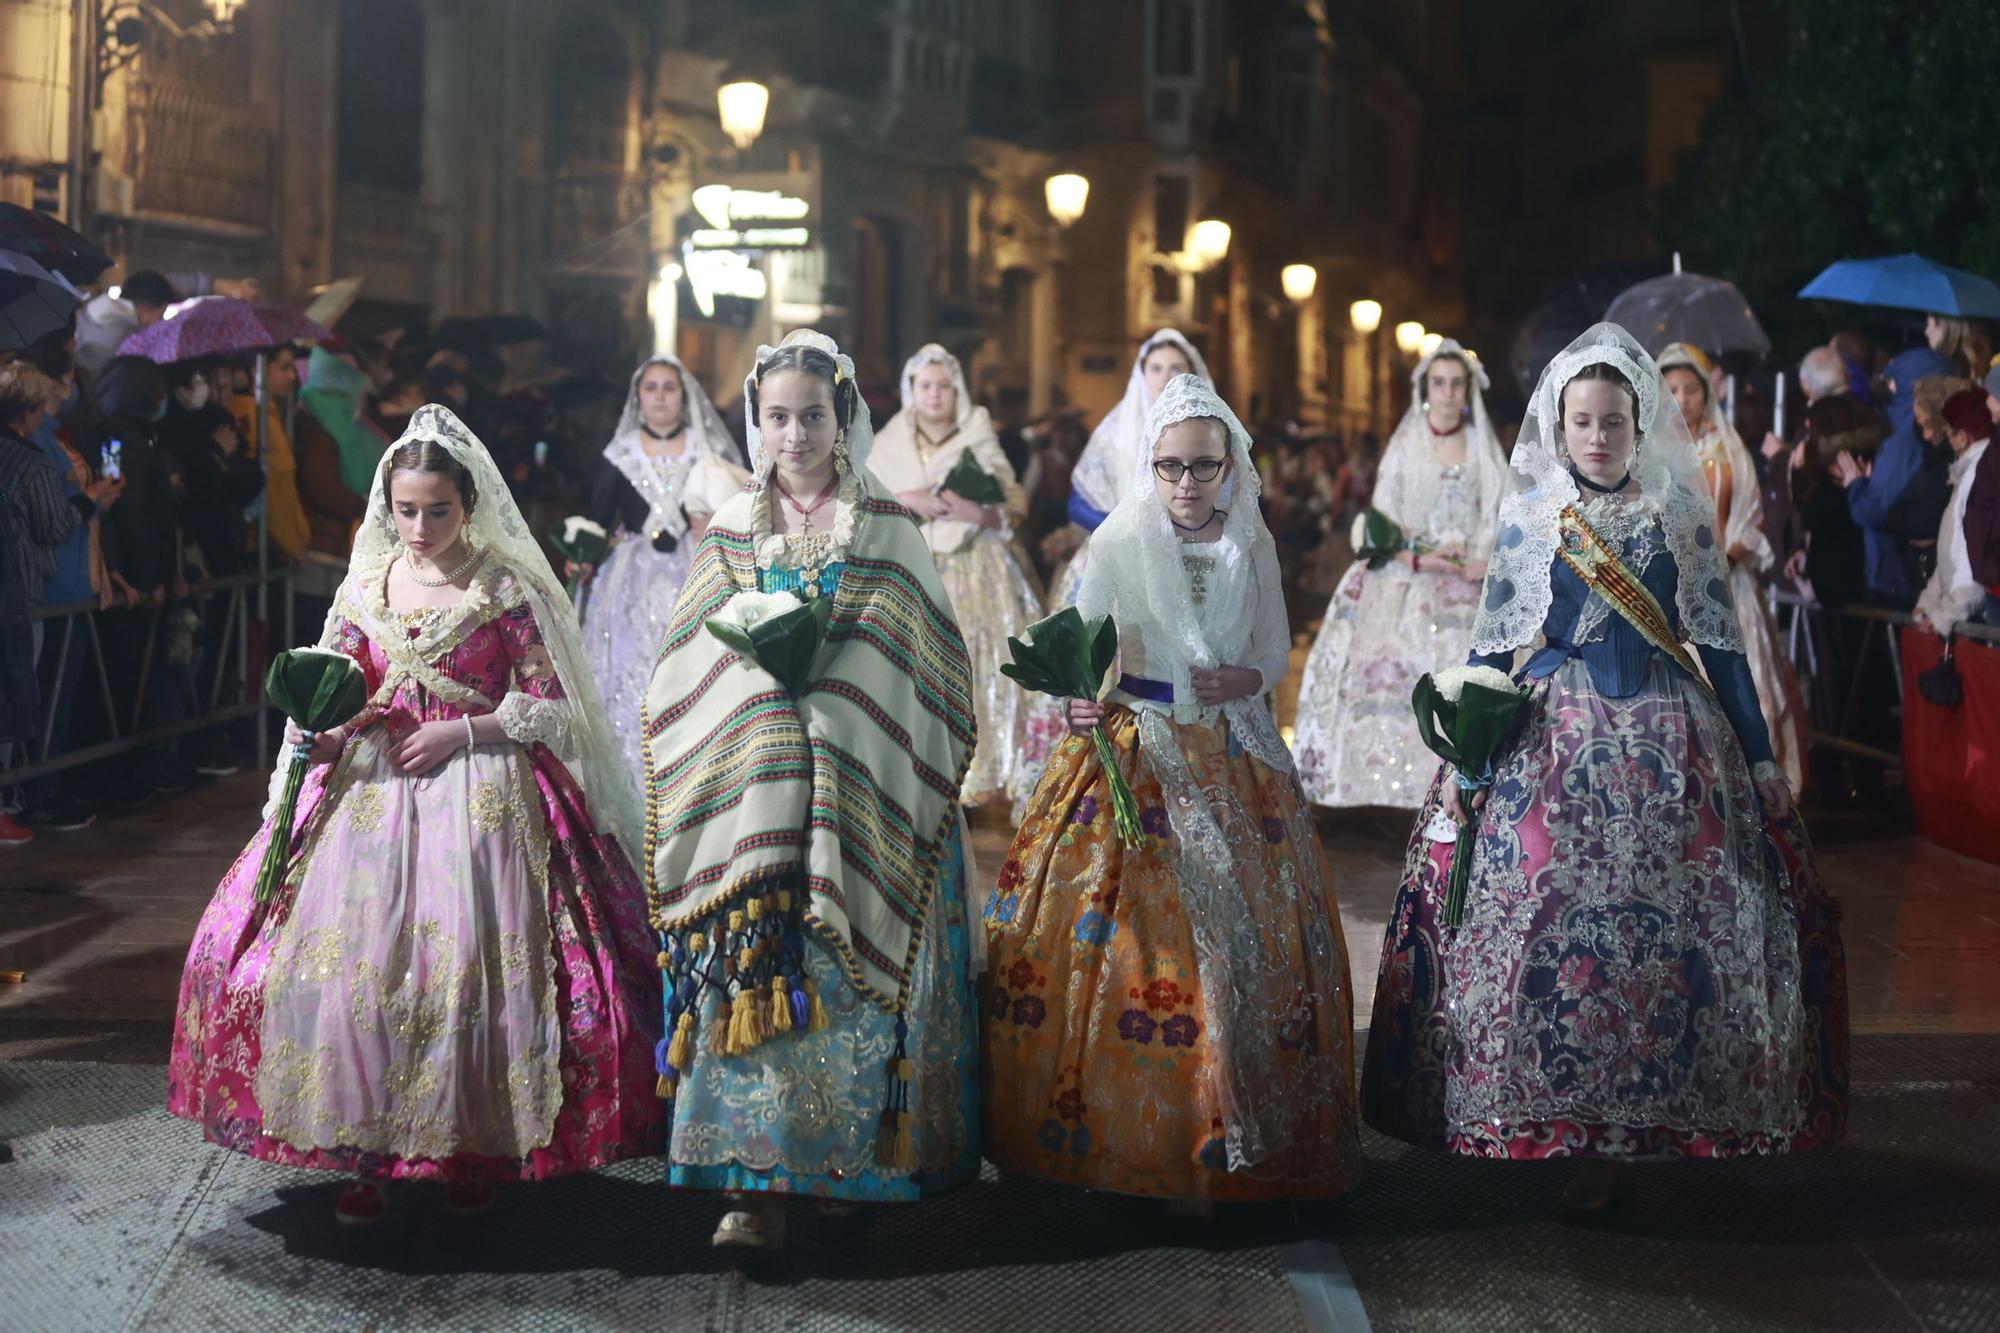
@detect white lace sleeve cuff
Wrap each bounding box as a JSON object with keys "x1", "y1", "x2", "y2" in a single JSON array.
[
  {"x1": 1750, "y1": 760, "x2": 1783, "y2": 783},
  {"x1": 495, "y1": 692, "x2": 577, "y2": 755}
]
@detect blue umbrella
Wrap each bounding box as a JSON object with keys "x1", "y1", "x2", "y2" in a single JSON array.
[{"x1": 1798, "y1": 253, "x2": 2000, "y2": 319}]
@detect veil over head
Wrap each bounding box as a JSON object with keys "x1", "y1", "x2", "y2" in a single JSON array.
[
  {"x1": 740, "y1": 329, "x2": 876, "y2": 480},
  {"x1": 1371, "y1": 336, "x2": 1510, "y2": 549},
  {"x1": 897, "y1": 343, "x2": 976, "y2": 429},
  {"x1": 614, "y1": 353, "x2": 741, "y2": 468},
  {"x1": 292, "y1": 403, "x2": 644, "y2": 855},
  {"x1": 1471, "y1": 322, "x2": 1741, "y2": 657},
  {"x1": 1068, "y1": 329, "x2": 1213, "y2": 516}
]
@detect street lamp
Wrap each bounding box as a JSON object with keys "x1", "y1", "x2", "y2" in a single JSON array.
[
  {"x1": 1188, "y1": 219, "x2": 1232, "y2": 270},
  {"x1": 1394, "y1": 320, "x2": 1426, "y2": 354},
  {"x1": 1281, "y1": 264, "x2": 1317, "y2": 304},
  {"x1": 717, "y1": 80, "x2": 770, "y2": 151},
  {"x1": 1419, "y1": 331, "x2": 1443, "y2": 357},
  {"x1": 1045, "y1": 173, "x2": 1090, "y2": 228},
  {"x1": 1349, "y1": 299, "x2": 1382, "y2": 334}
]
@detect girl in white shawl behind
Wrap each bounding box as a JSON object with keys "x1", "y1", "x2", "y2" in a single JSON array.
[
  {"x1": 869, "y1": 344, "x2": 1064, "y2": 806},
  {"x1": 1292, "y1": 340, "x2": 1509, "y2": 808},
  {"x1": 1045, "y1": 330, "x2": 1213, "y2": 610},
  {"x1": 577, "y1": 355, "x2": 748, "y2": 789}
]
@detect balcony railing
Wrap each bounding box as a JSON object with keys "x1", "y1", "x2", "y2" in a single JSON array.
[{"x1": 128, "y1": 78, "x2": 271, "y2": 231}]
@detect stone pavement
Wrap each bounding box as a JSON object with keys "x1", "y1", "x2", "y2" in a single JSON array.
[{"x1": 3, "y1": 1034, "x2": 1998, "y2": 1332}]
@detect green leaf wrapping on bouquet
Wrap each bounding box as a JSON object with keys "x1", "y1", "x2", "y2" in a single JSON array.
[
  {"x1": 1410, "y1": 669, "x2": 1534, "y2": 928},
  {"x1": 549, "y1": 516, "x2": 611, "y2": 603},
  {"x1": 1000, "y1": 606, "x2": 1117, "y2": 701},
  {"x1": 939, "y1": 450, "x2": 1007, "y2": 507},
  {"x1": 255, "y1": 649, "x2": 369, "y2": 906},
  {"x1": 1003, "y1": 607, "x2": 1140, "y2": 847},
  {"x1": 706, "y1": 594, "x2": 834, "y2": 698},
  {"x1": 1354, "y1": 507, "x2": 1408, "y2": 570}
]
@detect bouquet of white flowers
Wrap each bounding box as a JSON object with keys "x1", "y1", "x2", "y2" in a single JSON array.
[
  {"x1": 1410, "y1": 664, "x2": 1533, "y2": 926},
  {"x1": 548, "y1": 516, "x2": 609, "y2": 601},
  {"x1": 707, "y1": 590, "x2": 833, "y2": 697}
]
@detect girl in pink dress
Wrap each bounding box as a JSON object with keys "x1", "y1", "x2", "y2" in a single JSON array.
[{"x1": 168, "y1": 405, "x2": 663, "y2": 1225}]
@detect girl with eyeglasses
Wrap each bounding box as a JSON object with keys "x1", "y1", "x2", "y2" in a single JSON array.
[{"x1": 982, "y1": 374, "x2": 1360, "y2": 1213}]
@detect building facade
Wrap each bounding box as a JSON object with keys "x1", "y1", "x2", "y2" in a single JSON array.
[{"x1": 0, "y1": 0, "x2": 1466, "y2": 435}]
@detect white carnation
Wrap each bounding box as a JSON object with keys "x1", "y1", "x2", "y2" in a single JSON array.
[
  {"x1": 1350, "y1": 513, "x2": 1367, "y2": 549},
  {"x1": 713, "y1": 590, "x2": 802, "y2": 632},
  {"x1": 1428, "y1": 664, "x2": 1519, "y2": 702},
  {"x1": 289, "y1": 647, "x2": 358, "y2": 668},
  {"x1": 561, "y1": 515, "x2": 607, "y2": 544}
]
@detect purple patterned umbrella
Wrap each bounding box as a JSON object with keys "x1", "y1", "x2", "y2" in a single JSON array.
[{"x1": 117, "y1": 296, "x2": 327, "y2": 363}]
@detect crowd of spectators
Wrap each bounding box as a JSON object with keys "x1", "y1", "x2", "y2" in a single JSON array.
[{"x1": 0, "y1": 268, "x2": 628, "y2": 847}]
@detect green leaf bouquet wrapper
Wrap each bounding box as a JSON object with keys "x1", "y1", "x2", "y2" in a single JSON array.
[
  {"x1": 1351, "y1": 507, "x2": 1415, "y2": 570},
  {"x1": 939, "y1": 450, "x2": 1007, "y2": 507},
  {"x1": 706, "y1": 590, "x2": 835, "y2": 698},
  {"x1": 549, "y1": 516, "x2": 610, "y2": 602},
  {"x1": 1410, "y1": 666, "x2": 1534, "y2": 927},
  {"x1": 255, "y1": 648, "x2": 370, "y2": 905},
  {"x1": 1001, "y1": 607, "x2": 1142, "y2": 848}
]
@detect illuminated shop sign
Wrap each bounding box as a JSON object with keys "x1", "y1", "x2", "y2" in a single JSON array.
[
  {"x1": 686, "y1": 184, "x2": 812, "y2": 250},
  {"x1": 683, "y1": 248, "x2": 768, "y2": 317}
]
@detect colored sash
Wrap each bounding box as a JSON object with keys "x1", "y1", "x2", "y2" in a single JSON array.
[{"x1": 1556, "y1": 504, "x2": 1711, "y2": 689}]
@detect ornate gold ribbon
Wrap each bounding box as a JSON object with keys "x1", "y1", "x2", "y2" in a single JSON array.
[{"x1": 1556, "y1": 503, "x2": 1710, "y2": 687}]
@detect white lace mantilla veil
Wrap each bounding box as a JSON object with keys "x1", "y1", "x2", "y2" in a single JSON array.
[
  {"x1": 896, "y1": 342, "x2": 976, "y2": 427},
  {"x1": 1372, "y1": 337, "x2": 1510, "y2": 540},
  {"x1": 1470, "y1": 322, "x2": 1741, "y2": 658},
  {"x1": 269, "y1": 403, "x2": 644, "y2": 856},
  {"x1": 603, "y1": 354, "x2": 743, "y2": 544},
  {"x1": 1068, "y1": 329, "x2": 1213, "y2": 516},
  {"x1": 1085, "y1": 372, "x2": 1303, "y2": 1172}
]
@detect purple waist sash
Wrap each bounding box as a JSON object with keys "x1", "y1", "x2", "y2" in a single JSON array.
[{"x1": 1118, "y1": 672, "x2": 1174, "y2": 703}]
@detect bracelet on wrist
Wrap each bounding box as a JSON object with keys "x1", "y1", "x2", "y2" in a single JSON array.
[{"x1": 463, "y1": 714, "x2": 476, "y2": 752}]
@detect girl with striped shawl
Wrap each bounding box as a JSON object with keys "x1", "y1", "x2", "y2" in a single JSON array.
[{"x1": 642, "y1": 331, "x2": 980, "y2": 1250}]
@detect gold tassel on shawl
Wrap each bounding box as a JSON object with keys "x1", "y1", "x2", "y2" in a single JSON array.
[{"x1": 874, "y1": 1018, "x2": 917, "y2": 1171}]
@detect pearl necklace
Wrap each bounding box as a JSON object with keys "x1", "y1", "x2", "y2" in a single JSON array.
[{"x1": 403, "y1": 544, "x2": 483, "y2": 586}]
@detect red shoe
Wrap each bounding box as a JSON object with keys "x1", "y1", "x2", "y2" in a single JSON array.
[
  {"x1": 443, "y1": 1181, "x2": 496, "y2": 1217},
  {"x1": 0, "y1": 814, "x2": 32, "y2": 847},
  {"x1": 334, "y1": 1180, "x2": 392, "y2": 1226}
]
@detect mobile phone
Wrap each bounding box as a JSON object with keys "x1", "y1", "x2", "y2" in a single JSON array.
[
  {"x1": 101, "y1": 439, "x2": 124, "y2": 482},
  {"x1": 533, "y1": 440, "x2": 550, "y2": 468}
]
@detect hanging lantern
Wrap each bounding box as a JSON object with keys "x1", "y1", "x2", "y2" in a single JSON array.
[
  {"x1": 1349, "y1": 299, "x2": 1382, "y2": 334},
  {"x1": 1395, "y1": 321, "x2": 1426, "y2": 354},
  {"x1": 1045, "y1": 173, "x2": 1090, "y2": 227},
  {"x1": 1281, "y1": 264, "x2": 1318, "y2": 303},
  {"x1": 1188, "y1": 219, "x2": 1232, "y2": 269},
  {"x1": 717, "y1": 81, "x2": 771, "y2": 151}
]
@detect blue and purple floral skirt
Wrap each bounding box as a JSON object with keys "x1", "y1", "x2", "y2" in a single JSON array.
[{"x1": 1363, "y1": 657, "x2": 1849, "y2": 1159}]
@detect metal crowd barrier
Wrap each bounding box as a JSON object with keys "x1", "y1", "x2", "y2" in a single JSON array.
[
  {"x1": 1771, "y1": 588, "x2": 2000, "y2": 770},
  {"x1": 0, "y1": 569, "x2": 295, "y2": 789}
]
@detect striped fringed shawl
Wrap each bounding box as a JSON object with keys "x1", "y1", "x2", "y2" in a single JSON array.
[{"x1": 641, "y1": 478, "x2": 976, "y2": 1013}]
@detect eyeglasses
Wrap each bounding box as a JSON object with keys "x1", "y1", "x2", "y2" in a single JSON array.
[{"x1": 1151, "y1": 457, "x2": 1226, "y2": 483}]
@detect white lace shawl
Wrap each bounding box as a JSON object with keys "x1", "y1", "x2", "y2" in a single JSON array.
[
  {"x1": 871, "y1": 345, "x2": 1025, "y2": 554},
  {"x1": 1373, "y1": 340, "x2": 1510, "y2": 557},
  {"x1": 604, "y1": 355, "x2": 748, "y2": 541},
  {"x1": 1471, "y1": 323, "x2": 1742, "y2": 657}
]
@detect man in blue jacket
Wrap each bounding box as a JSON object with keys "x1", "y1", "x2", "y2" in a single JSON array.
[{"x1": 1835, "y1": 345, "x2": 1953, "y2": 606}]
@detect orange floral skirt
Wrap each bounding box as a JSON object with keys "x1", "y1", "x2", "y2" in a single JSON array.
[{"x1": 981, "y1": 706, "x2": 1360, "y2": 1200}]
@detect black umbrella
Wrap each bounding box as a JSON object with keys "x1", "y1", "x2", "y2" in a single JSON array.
[
  {"x1": 1509, "y1": 261, "x2": 1666, "y2": 397},
  {"x1": 0, "y1": 248, "x2": 82, "y2": 352},
  {"x1": 0, "y1": 204, "x2": 112, "y2": 285}
]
